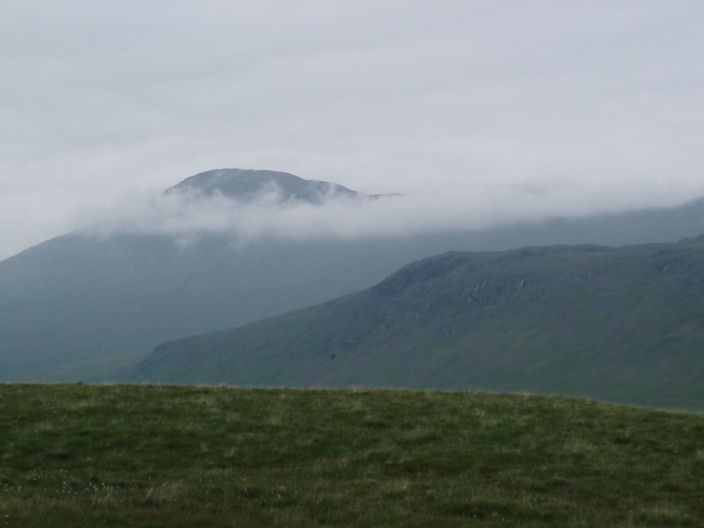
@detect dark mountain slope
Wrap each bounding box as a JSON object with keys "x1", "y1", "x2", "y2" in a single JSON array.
[
  {"x1": 132, "y1": 238, "x2": 704, "y2": 410},
  {"x1": 3, "y1": 168, "x2": 704, "y2": 382},
  {"x1": 0, "y1": 233, "x2": 437, "y2": 381}
]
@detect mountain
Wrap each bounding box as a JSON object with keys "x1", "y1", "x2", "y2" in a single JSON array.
[
  {"x1": 3, "y1": 168, "x2": 704, "y2": 382},
  {"x1": 0, "y1": 169, "x2": 402, "y2": 381},
  {"x1": 164, "y1": 168, "x2": 385, "y2": 203},
  {"x1": 131, "y1": 237, "x2": 704, "y2": 410}
]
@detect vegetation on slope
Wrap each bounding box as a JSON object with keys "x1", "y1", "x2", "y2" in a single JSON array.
[
  {"x1": 0, "y1": 384, "x2": 703, "y2": 527},
  {"x1": 133, "y1": 239, "x2": 704, "y2": 410}
]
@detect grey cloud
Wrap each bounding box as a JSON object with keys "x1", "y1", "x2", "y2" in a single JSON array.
[{"x1": 2, "y1": 1, "x2": 704, "y2": 259}]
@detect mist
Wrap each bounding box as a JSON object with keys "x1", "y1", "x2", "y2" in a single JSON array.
[{"x1": 69, "y1": 172, "x2": 694, "y2": 248}]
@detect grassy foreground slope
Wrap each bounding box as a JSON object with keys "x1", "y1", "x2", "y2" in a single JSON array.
[
  {"x1": 1, "y1": 384, "x2": 703, "y2": 527},
  {"x1": 133, "y1": 239, "x2": 704, "y2": 410}
]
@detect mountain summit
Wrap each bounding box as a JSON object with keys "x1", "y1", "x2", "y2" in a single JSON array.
[{"x1": 165, "y1": 168, "x2": 373, "y2": 204}]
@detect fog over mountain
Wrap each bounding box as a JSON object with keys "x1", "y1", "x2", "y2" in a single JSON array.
[
  {"x1": 72, "y1": 167, "x2": 702, "y2": 248},
  {"x1": 2, "y1": 167, "x2": 704, "y2": 383}
]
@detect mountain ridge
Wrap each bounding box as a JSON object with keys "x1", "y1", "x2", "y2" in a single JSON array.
[
  {"x1": 164, "y1": 168, "x2": 392, "y2": 203},
  {"x1": 130, "y1": 238, "x2": 704, "y2": 410}
]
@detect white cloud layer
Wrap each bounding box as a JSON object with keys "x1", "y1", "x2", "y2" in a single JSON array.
[
  {"x1": 70, "y1": 173, "x2": 693, "y2": 248},
  {"x1": 2, "y1": 1, "x2": 704, "y2": 258}
]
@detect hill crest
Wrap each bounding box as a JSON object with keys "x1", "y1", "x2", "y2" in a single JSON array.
[
  {"x1": 131, "y1": 238, "x2": 704, "y2": 410},
  {"x1": 165, "y1": 168, "x2": 381, "y2": 204}
]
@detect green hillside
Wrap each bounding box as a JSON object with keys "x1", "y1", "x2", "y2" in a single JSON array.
[
  {"x1": 133, "y1": 238, "x2": 704, "y2": 410},
  {"x1": 1, "y1": 384, "x2": 703, "y2": 527}
]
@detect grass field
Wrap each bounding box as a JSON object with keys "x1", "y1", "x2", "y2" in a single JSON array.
[{"x1": 1, "y1": 384, "x2": 703, "y2": 527}]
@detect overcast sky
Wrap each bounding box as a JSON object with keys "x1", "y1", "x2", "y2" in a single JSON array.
[{"x1": 2, "y1": 1, "x2": 704, "y2": 259}]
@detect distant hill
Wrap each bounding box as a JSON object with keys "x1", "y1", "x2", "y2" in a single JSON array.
[
  {"x1": 164, "y1": 168, "x2": 390, "y2": 203},
  {"x1": 2, "y1": 168, "x2": 704, "y2": 382},
  {"x1": 132, "y1": 238, "x2": 704, "y2": 410}
]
